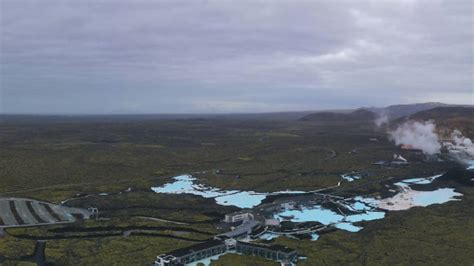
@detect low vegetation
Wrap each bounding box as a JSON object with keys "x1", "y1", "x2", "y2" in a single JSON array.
[{"x1": 1, "y1": 112, "x2": 472, "y2": 264}]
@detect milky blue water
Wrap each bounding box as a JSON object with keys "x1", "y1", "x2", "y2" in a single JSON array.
[
  {"x1": 412, "y1": 188, "x2": 462, "y2": 206},
  {"x1": 151, "y1": 175, "x2": 310, "y2": 208},
  {"x1": 395, "y1": 174, "x2": 442, "y2": 186},
  {"x1": 151, "y1": 170, "x2": 463, "y2": 214},
  {"x1": 152, "y1": 163, "x2": 469, "y2": 238},
  {"x1": 341, "y1": 173, "x2": 361, "y2": 182},
  {"x1": 395, "y1": 174, "x2": 461, "y2": 206},
  {"x1": 335, "y1": 222, "x2": 362, "y2": 232},
  {"x1": 358, "y1": 173, "x2": 462, "y2": 211},
  {"x1": 467, "y1": 160, "x2": 474, "y2": 170},
  {"x1": 347, "y1": 201, "x2": 373, "y2": 211},
  {"x1": 273, "y1": 202, "x2": 385, "y2": 233},
  {"x1": 152, "y1": 175, "x2": 275, "y2": 208},
  {"x1": 278, "y1": 206, "x2": 342, "y2": 223},
  {"x1": 215, "y1": 192, "x2": 268, "y2": 209}
]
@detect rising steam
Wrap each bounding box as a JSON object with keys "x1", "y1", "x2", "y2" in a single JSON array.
[
  {"x1": 374, "y1": 111, "x2": 389, "y2": 127},
  {"x1": 390, "y1": 120, "x2": 474, "y2": 162},
  {"x1": 389, "y1": 120, "x2": 441, "y2": 155},
  {"x1": 444, "y1": 130, "x2": 474, "y2": 157}
]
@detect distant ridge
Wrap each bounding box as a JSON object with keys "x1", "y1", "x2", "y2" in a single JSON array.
[
  {"x1": 400, "y1": 106, "x2": 474, "y2": 137},
  {"x1": 299, "y1": 102, "x2": 472, "y2": 123},
  {"x1": 407, "y1": 106, "x2": 474, "y2": 120},
  {"x1": 2, "y1": 103, "x2": 471, "y2": 124},
  {"x1": 365, "y1": 102, "x2": 450, "y2": 120},
  {"x1": 299, "y1": 108, "x2": 376, "y2": 122}
]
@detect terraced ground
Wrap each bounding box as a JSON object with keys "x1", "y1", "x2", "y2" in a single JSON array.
[{"x1": 0, "y1": 198, "x2": 90, "y2": 228}]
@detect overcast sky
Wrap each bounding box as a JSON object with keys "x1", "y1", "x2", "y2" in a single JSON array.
[{"x1": 1, "y1": 0, "x2": 472, "y2": 114}]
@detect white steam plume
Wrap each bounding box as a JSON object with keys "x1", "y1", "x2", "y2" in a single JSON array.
[
  {"x1": 389, "y1": 120, "x2": 441, "y2": 155},
  {"x1": 374, "y1": 111, "x2": 389, "y2": 127},
  {"x1": 445, "y1": 129, "x2": 474, "y2": 156}
]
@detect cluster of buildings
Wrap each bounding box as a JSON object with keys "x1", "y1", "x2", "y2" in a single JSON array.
[
  {"x1": 155, "y1": 238, "x2": 297, "y2": 266},
  {"x1": 154, "y1": 195, "x2": 348, "y2": 265},
  {"x1": 155, "y1": 209, "x2": 299, "y2": 266},
  {"x1": 155, "y1": 239, "x2": 228, "y2": 266}
]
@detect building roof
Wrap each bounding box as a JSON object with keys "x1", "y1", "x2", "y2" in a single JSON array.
[
  {"x1": 265, "y1": 218, "x2": 280, "y2": 226},
  {"x1": 169, "y1": 239, "x2": 224, "y2": 257},
  {"x1": 225, "y1": 210, "x2": 253, "y2": 217},
  {"x1": 220, "y1": 220, "x2": 259, "y2": 238},
  {"x1": 268, "y1": 245, "x2": 296, "y2": 253},
  {"x1": 237, "y1": 241, "x2": 296, "y2": 254}
]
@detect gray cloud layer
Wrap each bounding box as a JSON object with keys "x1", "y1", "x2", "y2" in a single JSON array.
[{"x1": 1, "y1": 0, "x2": 472, "y2": 114}]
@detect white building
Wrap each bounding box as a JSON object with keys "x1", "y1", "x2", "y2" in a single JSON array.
[
  {"x1": 224, "y1": 211, "x2": 254, "y2": 223},
  {"x1": 393, "y1": 154, "x2": 408, "y2": 162}
]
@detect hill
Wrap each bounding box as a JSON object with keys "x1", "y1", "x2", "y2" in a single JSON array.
[
  {"x1": 300, "y1": 102, "x2": 454, "y2": 123},
  {"x1": 366, "y1": 102, "x2": 449, "y2": 120},
  {"x1": 300, "y1": 109, "x2": 376, "y2": 122},
  {"x1": 401, "y1": 106, "x2": 474, "y2": 137}
]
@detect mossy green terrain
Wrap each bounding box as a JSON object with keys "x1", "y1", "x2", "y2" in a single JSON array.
[
  {"x1": 272, "y1": 191, "x2": 474, "y2": 265},
  {"x1": 1, "y1": 116, "x2": 472, "y2": 265}
]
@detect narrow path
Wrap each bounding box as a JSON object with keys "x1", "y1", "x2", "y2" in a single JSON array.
[
  {"x1": 321, "y1": 147, "x2": 337, "y2": 160},
  {"x1": 135, "y1": 216, "x2": 190, "y2": 225},
  {"x1": 11, "y1": 232, "x2": 207, "y2": 242}
]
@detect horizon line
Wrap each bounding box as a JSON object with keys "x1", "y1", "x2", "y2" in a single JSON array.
[{"x1": 1, "y1": 102, "x2": 470, "y2": 116}]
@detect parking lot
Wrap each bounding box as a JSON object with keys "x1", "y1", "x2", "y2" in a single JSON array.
[{"x1": 0, "y1": 198, "x2": 90, "y2": 228}]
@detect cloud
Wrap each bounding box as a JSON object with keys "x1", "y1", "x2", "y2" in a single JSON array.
[{"x1": 1, "y1": 0, "x2": 472, "y2": 114}]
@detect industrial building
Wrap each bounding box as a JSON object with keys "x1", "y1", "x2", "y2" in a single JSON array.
[
  {"x1": 154, "y1": 238, "x2": 297, "y2": 266},
  {"x1": 218, "y1": 219, "x2": 261, "y2": 239},
  {"x1": 235, "y1": 241, "x2": 298, "y2": 263},
  {"x1": 223, "y1": 211, "x2": 254, "y2": 223},
  {"x1": 155, "y1": 239, "x2": 227, "y2": 266}
]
